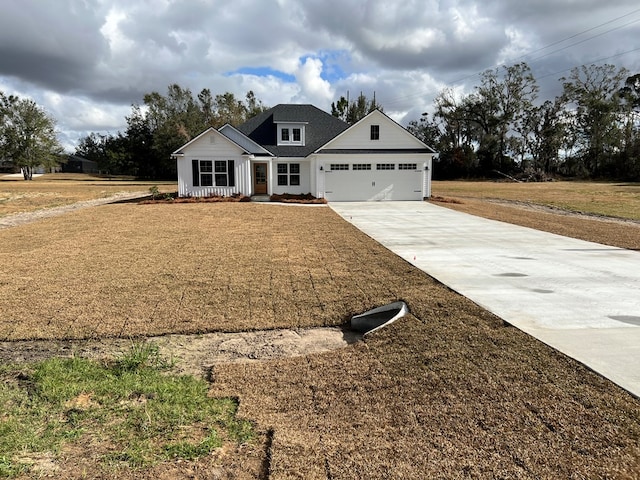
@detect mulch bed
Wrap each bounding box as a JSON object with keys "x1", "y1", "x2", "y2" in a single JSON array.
[
  {"x1": 270, "y1": 193, "x2": 327, "y2": 204},
  {"x1": 140, "y1": 193, "x2": 251, "y2": 204}
]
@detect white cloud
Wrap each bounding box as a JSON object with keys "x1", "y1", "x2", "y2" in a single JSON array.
[
  {"x1": 293, "y1": 57, "x2": 333, "y2": 106},
  {"x1": 0, "y1": 0, "x2": 638, "y2": 151}
]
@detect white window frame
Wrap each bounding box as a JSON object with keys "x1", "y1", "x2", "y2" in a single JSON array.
[
  {"x1": 277, "y1": 123, "x2": 306, "y2": 146},
  {"x1": 192, "y1": 159, "x2": 235, "y2": 187},
  {"x1": 214, "y1": 160, "x2": 230, "y2": 186},
  {"x1": 277, "y1": 163, "x2": 300, "y2": 186},
  {"x1": 200, "y1": 160, "x2": 213, "y2": 186}
]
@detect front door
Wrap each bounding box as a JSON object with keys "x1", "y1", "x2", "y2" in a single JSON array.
[{"x1": 253, "y1": 163, "x2": 268, "y2": 195}]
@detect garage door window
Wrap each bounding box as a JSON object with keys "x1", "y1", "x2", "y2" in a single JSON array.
[
  {"x1": 353, "y1": 164, "x2": 371, "y2": 170},
  {"x1": 330, "y1": 164, "x2": 349, "y2": 170},
  {"x1": 399, "y1": 163, "x2": 417, "y2": 170},
  {"x1": 277, "y1": 163, "x2": 300, "y2": 186},
  {"x1": 376, "y1": 163, "x2": 395, "y2": 170}
]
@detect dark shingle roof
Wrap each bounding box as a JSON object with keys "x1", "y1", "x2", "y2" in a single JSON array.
[
  {"x1": 318, "y1": 148, "x2": 436, "y2": 154},
  {"x1": 236, "y1": 104, "x2": 349, "y2": 157}
]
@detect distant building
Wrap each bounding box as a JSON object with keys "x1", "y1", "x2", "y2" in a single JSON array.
[
  {"x1": 0, "y1": 158, "x2": 18, "y2": 174},
  {"x1": 61, "y1": 155, "x2": 98, "y2": 174}
]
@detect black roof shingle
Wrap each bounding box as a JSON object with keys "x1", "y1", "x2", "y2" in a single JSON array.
[{"x1": 236, "y1": 104, "x2": 349, "y2": 157}]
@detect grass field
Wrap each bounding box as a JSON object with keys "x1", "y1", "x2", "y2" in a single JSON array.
[
  {"x1": 432, "y1": 180, "x2": 640, "y2": 220},
  {"x1": 0, "y1": 173, "x2": 176, "y2": 217},
  {"x1": 0, "y1": 178, "x2": 639, "y2": 478}
]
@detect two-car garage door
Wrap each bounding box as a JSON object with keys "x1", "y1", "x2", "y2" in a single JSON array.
[{"x1": 323, "y1": 162, "x2": 425, "y2": 201}]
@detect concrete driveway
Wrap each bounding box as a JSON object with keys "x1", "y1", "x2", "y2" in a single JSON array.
[{"x1": 330, "y1": 201, "x2": 640, "y2": 397}]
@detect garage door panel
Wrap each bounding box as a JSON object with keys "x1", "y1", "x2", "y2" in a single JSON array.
[{"x1": 324, "y1": 167, "x2": 423, "y2": 201}]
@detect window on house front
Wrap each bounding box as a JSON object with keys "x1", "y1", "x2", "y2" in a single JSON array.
[
  {"x1": 192, "y1": 159, "x2": 235, "y2": 187},
  {"x1": 278, "y1": 124, "x2": 305, "y2": 145},
  {"x1": 371, "y1": 125, "x2": 380, "y2": 140},
  {"x1": 200, "y1": 160, "x2": 213, "y2": 186},
  {"x1": 215, "y1": 160, "x2": 230, "y2": 186},
  {"x1": 290, "y1": 163, "x2": 300, "y2": 185},
  {"x1": 277, "y1": 163, "x2": 300, "y2": 186},
  {"x1": 277, "y1": 163, "x2": 287, "y2": 185}
]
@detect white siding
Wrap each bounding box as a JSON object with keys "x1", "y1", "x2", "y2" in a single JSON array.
[
  {"x1": 322, "y1": 110, "x2": 427, "y2": 150},
  {"x1": 176, "y1": 130, "x2": 250, "y2": 197}
]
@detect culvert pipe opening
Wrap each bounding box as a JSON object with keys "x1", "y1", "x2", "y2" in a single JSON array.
[{"x1": 350, "y1": 301, "x2": 409, "y2": 335}]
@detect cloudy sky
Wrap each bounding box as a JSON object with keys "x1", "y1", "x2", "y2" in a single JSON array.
[{"x1": 1, "y1": 0, "x2": 639, "y2": 151}]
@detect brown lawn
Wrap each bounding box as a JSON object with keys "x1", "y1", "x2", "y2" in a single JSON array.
[
  {"x1": 432, "y1": 180, "x2": 640, "y2": 221},
  {"x1": 0, "y1": 173, "x2": 176, "y2": 217},
  {"x1": 432, "y1": 180, "x2": 640, "y2": 250},
  {"x1": 1, "y1": 193, "x2": 640, "y2": 478},
  {"x1": 0, "y1": 203, "x2": 426, "y2": 340}
]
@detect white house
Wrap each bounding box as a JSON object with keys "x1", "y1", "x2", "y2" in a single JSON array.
[{"x1": 172, "y1": 104, "x2": 436, "y2": 201}]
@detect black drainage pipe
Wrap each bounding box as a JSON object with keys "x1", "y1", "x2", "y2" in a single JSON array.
[{"x1": 350, "y1": 301, "x2": 409, "y2": 335}]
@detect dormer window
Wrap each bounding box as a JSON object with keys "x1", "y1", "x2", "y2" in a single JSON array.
[{"x1": 277, "y1": 122, "x2": 306, "y2": 146}]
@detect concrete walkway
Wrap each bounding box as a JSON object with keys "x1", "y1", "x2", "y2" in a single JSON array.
[{"x1": 330, "y1": 201, "x2": 640, "y2": 397}]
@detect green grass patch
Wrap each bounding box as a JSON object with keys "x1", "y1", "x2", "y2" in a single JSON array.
[{"x1": 0, "y1": 342, "x2": 253, "y2": 476}]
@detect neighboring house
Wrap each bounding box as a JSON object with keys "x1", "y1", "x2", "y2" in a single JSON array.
[
  {"x1": 0, "y1": 158, "x2": 18, "y2": 174},
  {"x1": 61, "y1": 155, "x2": 99, "y2": 174},
  {"x1": 172, "y1": 104, "x2": 436, "y2": 201}
]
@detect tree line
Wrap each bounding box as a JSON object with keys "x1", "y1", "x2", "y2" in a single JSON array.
[
  {"x1": 407, "y1": 63, "x2": 640, "y2": 180},
  {"x1": 75, "y1": 87, "x2": 268, "y2": 179},
  {"x1": 2, "y1": 62, "x2": 639, "y2": 181}
]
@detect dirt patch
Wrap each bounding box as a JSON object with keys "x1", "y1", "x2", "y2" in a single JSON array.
[
  {"x1": 270, "y1": 193, "x2": 327, "y2": 204},
  {"x1": 0, "y1": 327, "x2": 360, "y2": 378},
  {"x1": 141, "y1": 193, "x2": 251, "y2": 204}
]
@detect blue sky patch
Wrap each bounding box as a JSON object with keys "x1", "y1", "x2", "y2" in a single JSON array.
[
  {"x1": 227, "y1": 67, "x2": 296, "y2": 82},
  {"x1": 301, "y1": 50, "x2": 350, "y2": 82},
  {"x1": 227, "y1": 50, "x2": 351, "y2": 84}
]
